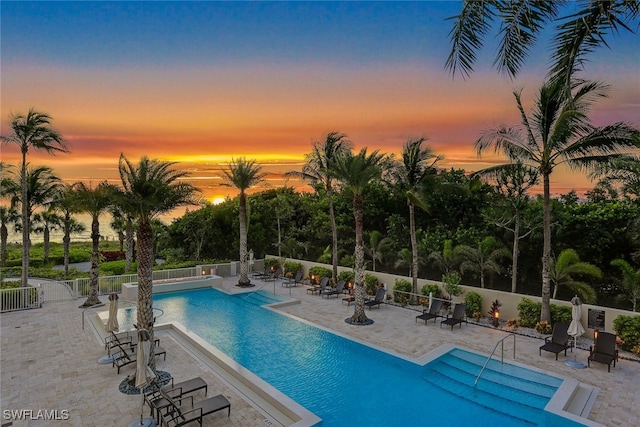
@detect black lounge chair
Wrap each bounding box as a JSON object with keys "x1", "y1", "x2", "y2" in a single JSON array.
[
  {"x1": 416, "y1": 299, "x2": 443, "y2": 324},
  {"x1": 588, "y1": 331, "x2": 618, "y2": 372},
  {"x1": 112, "y1": 341, "x2": 167, "y2": 374},
  {"x1": 282, "y1": 270, "x2": 303, "y2": 287},
  {"x1": 264, "y1": 267, "x2": 282, "y2": 282},
  {"x1": 539, "y1": 323, "x2": 571, "y2": 360},
  {"x1": 146, "y1": 376, "x2": 208, "y2": 423},
  {"x1": 160, "y1": 391, "x2": 230, "y2": 427},
  {"x1": 323, "y1": 280, "x2": 346, "y2": 298},
  {"x1": 364, "y1": 287, "x2": 386, "y2": 310},
  {"x1": 308, "y1": 277, "x2": 329, "y2": 295},
  {"x1": 440, "y1": 303, "x2": 467, "y2": 330}
]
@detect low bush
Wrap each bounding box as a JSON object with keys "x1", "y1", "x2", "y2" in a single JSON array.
[
  {"x1": 364, "y1": 274, "x2": 380, "y2": 296},
  {"x1": 393, "y1": 279, "x2": 411, "y2": 305},
  {"x1": 517, "y1": 298, "x2": 573, "y2": 328},
  {"x1": 535, "y1": 320, "x2": 552, "y2": 335},
  {"x1": 613, "y1": 315, "x2": 640, "y2": 352},
  {"x1": 420, "y1": 283, "x2": 442, "y2": 298},
  {"x1": 464, "y1": 292, "x2": 482, "y2": 318},
  {"x1": 283, "y1": 261, "x2": 303, "y2": 277},
  {"x1": 308, "y1": 266, "x2": 331, "y2": 284},
  {"x1": 100, "y1": 260, "x2": 137, "y2": 275},
  {"x1": 337, "y1": 270, "x2": 355, "y2": 284}
]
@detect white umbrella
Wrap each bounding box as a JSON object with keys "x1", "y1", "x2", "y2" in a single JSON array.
[
  {"x1": 130, "y1": 329, "x2": 157, "y2": 427},
  {"x1": 98, "y1": 293, "x2": 120, "y2": 364},
  {"x1": 566, "y1": 295, "x2": 587, "y2": 369}
]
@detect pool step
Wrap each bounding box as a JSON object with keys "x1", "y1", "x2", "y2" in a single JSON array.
[{"x1": 564, "y1": 383, "x2": 599, "y2": 417}]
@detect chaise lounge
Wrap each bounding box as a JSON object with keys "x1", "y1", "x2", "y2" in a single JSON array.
[
  {"x1": 440, "y1": 303, "x2": 467, "y2": 330},
  {"x1": 588, "y1": 331, "x2": 618, "y2": 372},
  {"x1": 364, "y1": 287, "x2": 386, "y2": 310},
  {"x1": 416, "y1": 299, "x2": 443, "y2": 324},
  {"x1": 145, "y1": 376, "x2": 208, "y2": 423},
  {"x1": 539, "y1": 323, "x2": 571, "y2": 360},
  {"x1": 322, "y1": 280, "x2": 346, "y2": 298},
  {"x1": 159, "y1": 390, "x2": 231, "y2": 427}
]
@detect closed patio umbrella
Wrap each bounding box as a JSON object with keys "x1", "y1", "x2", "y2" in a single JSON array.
[
  {"x1": 129, "y1": 329, "x2": 157, "y2": 427},
  {"x1": 99, "y1": 293, "x2": 120, "y2": 364},
  {"x1": 566, "y1": 295, "x2": 586, "y2": 368}
]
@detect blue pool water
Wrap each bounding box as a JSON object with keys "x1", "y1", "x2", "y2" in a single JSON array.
[{"x1": 119, "y1": 289, "x2": 585, "y2": 426}]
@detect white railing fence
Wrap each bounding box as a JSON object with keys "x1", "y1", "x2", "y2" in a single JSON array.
[{"x1": 0, "y1": 285, "x2": 42, "y2": 312}]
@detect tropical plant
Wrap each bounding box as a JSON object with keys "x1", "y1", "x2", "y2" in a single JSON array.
[
  {"x1": 1, "y1": 108, "x2": 67, "y2": 286},
  {"x1": 54, "y1": 184, "x2": 85, "y2": 276},
  {"x1": 550, "y1": 249, "x2": 601, "y2": 303},
  {"x1": 390, "y1": 138, "x2": 443, "y2": 300},
  {"x1": 118, "y1": 154, "x2": 199, "y2": 369},
  {"x1": 474, "y1": 78, "x2": 639, "y2": 322},
  {"x1": 393, "y1": 279, "x2": 412, "y2": 305},
  {"x1": 610, "y1": 259, "x2": 640, "y2": 311},
  {"x1": 287, "y1": 132, "x2": 352, "y2": 281},
  {"x1": 364, "y1": 230, "x2": 392, "y2": 272},
  {"x1": 223, "y1": 157, "x2": 267, "y2": 287},
  {"x1": 32, "y1": 208, "x2": 62, "y2": 265},
  {"x1": 590, "y1": 155, "x2": 640, "y2": 199},
  {"x1": 331, "y1": 147, "x2": 384, "y2": 324},
  {"x1": 442, "y1": 271, "x2": 463, "y2": 300},
  {"x1": 455, "y1": 236, "x2": 511, "y2": 289},
  {"x1": 73, "y1": 181, "x2": 115, "y2": 307},
  {"x1": 428, "y1": 239, "x2": 459, "y2": 276},
  {"x1": 464, "y1": 291, "x2": 483, "y2": 318}
]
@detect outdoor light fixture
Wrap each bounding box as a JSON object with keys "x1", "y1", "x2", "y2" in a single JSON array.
[{"x1": 493, "y1": 310, "x2": 500, "y2": 327}]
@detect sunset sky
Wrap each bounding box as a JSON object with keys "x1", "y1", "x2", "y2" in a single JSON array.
[{"x1": 2, "y1": 1, "x2": 639, "y2": 208}]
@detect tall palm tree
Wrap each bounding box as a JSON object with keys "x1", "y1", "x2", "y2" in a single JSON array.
[
  {"x1": 364, "y1": 230, "x2": 392, "y2": 272},
  {"x1": 73, "y1": 181, "x2": 115, "y2": 308},
  {"x1": 475, "y1": 78, "x2": 640, "y2": 321},
  {"x1": 54, "y1": 184, "x2": 85, "y2": 276},
  {"x1": 391, "y1": 138, "x2": 442, "y2": 299},
  {"x1": 455, "y1": 236, "x2": 512, "y2": 289},
  {"x1": 331, "y1": 148, "x2": 384, "y2": 325},
  {"x1": 475, "y1": 162, "x2": 539, "y2": 292},
  {"x1": 223, "y1": 157, "x2": 267, "y2": 287},
  {"x1": 428, "y1": 239, "x2": 459, "y2": 277},
  {"x1": 446, "y1": 1, "x2": 639, "y2": 87},
  {"x1": 1, "y1": 109, "x2": 66, "y2": 286},
  {"x1": 610, "y1": 258, "x2": 640, "y2": 312},
  {"x1": 287, "y1": 132, "x2": 352, "y2": 281},
  {"x1": 0, "y1": 163, "x2": 20, "y2": 268},
  {"x1": 590, "y1": 155, "x2": 640, "y2": 199},
  {"x1": 550, "y1": 249, "x2": 601, "y2": 303},
  {"x1": 32, "y1": 208, "x2": 63, "y2": 265},
  {"x1": 119, "y1": 154, "x2": 199, "y2": 369}
]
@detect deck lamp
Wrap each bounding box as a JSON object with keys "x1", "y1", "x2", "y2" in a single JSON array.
[{"x1": 493, "y1": 310, "x2": 500, "y2": 327}]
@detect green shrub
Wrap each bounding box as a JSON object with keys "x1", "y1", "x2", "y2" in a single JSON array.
[
  {"x1": 364, "y1": 274, "x2": 380, "y2": 295},
  {"x1": 442, "y1": 272, "x2": 462, "y2": 299},
  {"x1": 464, "y1": 292, "x2": 483, "y2": 317},
  {"x1": 308, "y1": 266, "x2": 331, "y2": 284},
  {"x1": 338, "y1": 270, "x2": 355, "y2": 284},
  {"x1": 421, "y1": 283, "x2": 442, "y2": 298},
  {"x1": 283, "y1": 261, "x2": 303, "y2": 277},
  {"x1": 393, "y1": 279, "x2": 412, "y2": 305},
  {"x1": 100, "y1": 260, "x2": 137, "y2": 275},
  {"x1": 517, "y1": 298, "x2": 540, "y2": 328},
  {"x1": 264, "y1": 257, "x2": 281, "y2": 271},
  {"x1": 550, "y1": 305, "x2": 572, "y2": 325},
  {"x1": 613, "y1": 315, "x2": 640, "y2": 352}
]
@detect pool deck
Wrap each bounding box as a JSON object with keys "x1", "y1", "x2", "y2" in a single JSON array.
[{"x1": 1, "y1": 276, "x2": 638, "y2": 426}]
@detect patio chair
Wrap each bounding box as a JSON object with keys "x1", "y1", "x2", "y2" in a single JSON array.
[
  {"x1": 322, "y1": 280, "x2": 346, "y2": 298},
  {"x1": 282, "y1": 270, "x2": 303, "y2": 287},
  {"x1": 159, "y1": 390, "x2": 230, "y2": 427},
  {"x1": 145, "y1": 376, "x2": 208, "y2": 423},
  {"x1": 264, "y1": 267, "x2": 282, "y2": 282},
  {"x1": 440, "y1": 303, "x2": 467, "y2": 330},
  {"x1": 539, "y1": 323, "x2": 571, "y2": 360},
  {"x1": 588, "y1": 331, "x2": 618, "y2": 372},
  {"x1": 416, "y1": 299, "x2": 443, "y2": 324},
  {"x1": 308, "y1": 277, "x2": 329, "y2": 295},
  {"x1": 364, "y1": 287, "x2": 386, "y2": 309},
  {"x1": 112, "y1": 341, "x2": 167, "y2": 374}
]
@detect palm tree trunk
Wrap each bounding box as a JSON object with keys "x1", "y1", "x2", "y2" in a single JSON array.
[
  {"x1": 409, "y1": 202, "x2": 419, "y2": 304},
  {"x1": 511, "y1": 215, "x2": 520, "y2": 293},
  {"x1": 20, "y1": 152, "x2": 29, "y2": 287},
  {"x1": 238, "y1": 192, "x2": 250, "y2": 286},
  {"x1": 82, "y1": 215, "x2": 102, "y2": 307},
  {"x1": 1, "y1": 224, "x2": 7, "y2": 267},
  {"x1": 125, "y1": 220, "x2": 134, "y2": 272},
  {"x1": 350, "y1": 194, "x2": 370, "y2": 324},
  {"x1": 43, "y1": 226, "x2": 50, "y2": 265},
  {"x1": 63, "y1": 231, "x2": 70, "y2": 277},
  {"x1": 136, "y1": 220, "x2": 156, "y2": 370},
  {"x1": 328, "y1": 186, "x2": 338, "y2": 282},
  {"x1": 540, "y1": 173, "x2": 552, "y2": 322}
]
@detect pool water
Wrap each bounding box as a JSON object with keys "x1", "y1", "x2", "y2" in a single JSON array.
[{"x1": 119, "y1": 289, "x2": 585, "y2": 426}]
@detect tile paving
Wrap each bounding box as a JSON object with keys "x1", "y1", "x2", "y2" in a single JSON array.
[{"x1": 1, "y1": 276, "x2": 638, "y2": 426}]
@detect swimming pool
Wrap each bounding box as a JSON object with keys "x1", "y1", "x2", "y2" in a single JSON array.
[{"x1": 117, "y1": 288, "x2": 586, "y2": 426}]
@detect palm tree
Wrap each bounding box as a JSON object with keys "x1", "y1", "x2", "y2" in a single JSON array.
[
  {"x1": 474, "y1": 78, "x2": 639, "y2": 322},
  {"x1": 446, "y1": 1, "x2": 639, "y2": 87},
  {"x1": 455, "y1": 236, "x2": 511, "y2": 289},
  {"x1": 550, "y1": 249, "x2": 601, "y2": 304},
  {"x1": 1, "y1": 109, "x2": 66, "y2": 286},
  {"x1": 428, "y1": 239, "x2": 459, "y2": 277},
  {"x1": 32, "y1": 208, "x2": 63, "y2": 265},
  {"x1": 590, "y1": 155, "x2": 640, "y2": 199},
  {"x1": 331, "y1": 148, "x2": 384, "y2": 325},
  {"x1": 223, "y1": 157, "x2": 267, "y2": 287},
  {"x1": 391, "y1": 138, "x2": 442, "y2": 299},
  {"x1": 54, "y1": 184, "x2": 85, "y2": 277},
  {"x1": 0, "y1": 205, "x2": 19, "y2": 267},
  {"x1": 610, "y1": 258, "x2": 640, "y2": 312},
  {"x1": 475, "y1": 162, "x2": 539, "y2": 292},
  {"x1": 287, "y1": 132, "x2": 352, "y2": 281},
  {"x1": 119, "y1": 154, "x2": 199, "y2": 369},
  {"x1": 73, "y1": 181, "x2": 115, "y2": 308},
  {"x1": 394, "y1": 248, "x2": 413, "y2": 277},
  {"x1": 364, "y1": 230, "x2": 392, "y2": 272}
]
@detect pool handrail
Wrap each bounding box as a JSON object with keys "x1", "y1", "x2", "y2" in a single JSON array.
[{"x1": 474, "y1": 332, "x2": 516, "y2": 386}]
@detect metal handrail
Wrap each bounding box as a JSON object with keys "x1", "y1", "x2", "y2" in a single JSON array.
[{"x1": 474, "y1": 332, "x2": 516, "y2": 386}]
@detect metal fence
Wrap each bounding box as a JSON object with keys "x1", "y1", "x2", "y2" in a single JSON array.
[{"x1": 0, "y1": 285, "x2": 42, "y2": 312}]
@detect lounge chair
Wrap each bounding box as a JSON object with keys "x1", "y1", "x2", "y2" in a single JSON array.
[
  {"x1": 145, "y1": 376, "x2": 208, "y2": 423},
  {"x1": 112, "y1": 341, "x2": 167, "y2": 374},
  {"x1": 416, "y1": 299, "x2": 443, "y2": 324},
  {"x1": 588, "y1": 331, "x2": 618, "y2": 372},
  {"x1": 440, "y1": 303, "x2": 467, "y2": 330},
  {"x1": 264, "y1": 267, "x2": 282, "y2": 282},
  {"x1": 282, "y1": 270, "x2": 303, "y2": 287},
  {"x1": 159, "y1": 390, "x2": 230, "y2": 427},
  {"x1": 364, "y1": 287, "x2": 386, "y2": 309},
  {"x1": 539, "y1": 323, "x2": 571, "y2": 360},
  {"x1": 323, "y1": 280, "x2": 346, "y2": 298},
  {"x1": 308, "y1": 277, "x2": 329, "y2": 295}
]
